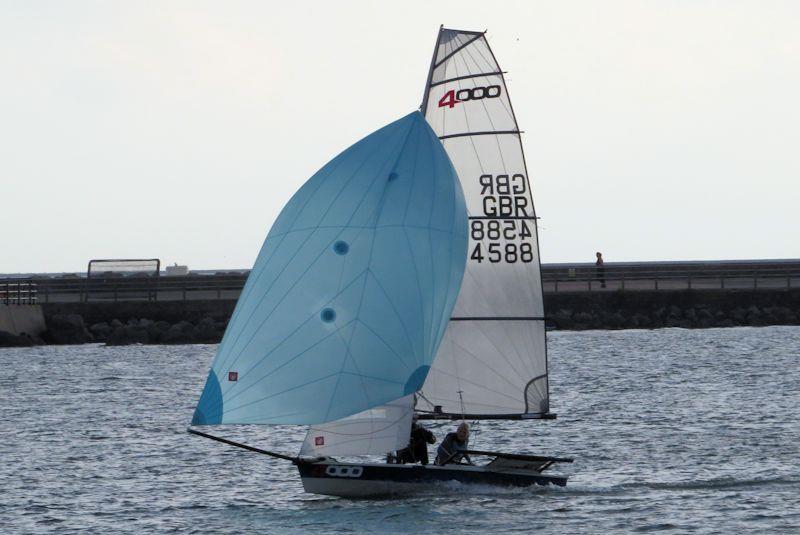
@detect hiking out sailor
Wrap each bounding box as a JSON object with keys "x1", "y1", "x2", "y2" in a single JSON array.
[
  {"x1": 396, "y1": 415, "x2": 436, "y2": 465},
  {"x1": 435, "y1": 422, "x2": 472, "y2": 465}
]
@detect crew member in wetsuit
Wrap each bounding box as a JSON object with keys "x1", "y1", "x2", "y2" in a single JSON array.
[
  {"x1": 435, "y1": 422, "x2": 472, "y2": 465},
  {"x1": 396, "y1": 415, "x2": 437, "y2": 465}
]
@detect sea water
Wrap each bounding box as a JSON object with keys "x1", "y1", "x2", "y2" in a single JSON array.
[{"x1": 1, "y1": 326, "x2": 798, "y2": 533}]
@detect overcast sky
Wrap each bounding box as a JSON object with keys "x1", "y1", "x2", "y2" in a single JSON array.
[{"x1": 1, "y1": 1, "x2": 798, "y2": 273}]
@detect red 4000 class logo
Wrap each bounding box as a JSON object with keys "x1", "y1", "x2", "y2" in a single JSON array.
[{"x1": 438, "y1": 85, "x2": 502, "y2": 108}]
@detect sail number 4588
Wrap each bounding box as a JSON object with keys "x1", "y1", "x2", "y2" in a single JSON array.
[
  {"x1": 438, "y1": 85, "x2": 502, "y2": 108},
  {"x1": 471, "y1": 242, "x2": 534, "y2": 263},
  {"x1": 470, "y1": 220, "x2": 534, "y2": 263}
]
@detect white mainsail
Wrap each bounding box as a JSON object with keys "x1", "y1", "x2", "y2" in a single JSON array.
[{"x1": 419, "y1": 28, "x2": 550, "y2": 418}]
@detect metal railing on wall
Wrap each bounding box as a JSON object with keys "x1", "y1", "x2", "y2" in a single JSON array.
[
  {"x1": 1, "y1": 280, "x2": 38, "y2": 304},
  {"x1": 24, "y1": 274, "x2": 248, "y2": 303},
  {"x1": 3, "y1": 262, "x2": 799, "y2": 304},
  {"x1": 542, "y1": 265, "x2": 800, "y2": 292}
]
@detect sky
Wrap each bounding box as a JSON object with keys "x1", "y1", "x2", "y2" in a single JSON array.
[{"x1": 1, "y1": 1, "x2": 798, "y2": 273}]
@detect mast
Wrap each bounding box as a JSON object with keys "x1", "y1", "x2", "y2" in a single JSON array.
[
  {"x1": 419, "y1": 24, "x2": 444, "y2": 114},
  {"x1": 418, "y1": 27, "x2": 553, "y2": 420}
]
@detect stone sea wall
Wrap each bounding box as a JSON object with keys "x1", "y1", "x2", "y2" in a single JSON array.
[
  {"x1": 35, "y1": 300, "x2": 237, "y2": 346},
  {"x1": 543, "y1": 289, "x2": 800, "y2": 330},
  {"x1": 1, "y1": 290, "x2": 798, "y2": 347}
]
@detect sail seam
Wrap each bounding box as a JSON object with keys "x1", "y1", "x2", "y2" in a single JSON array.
[
  {"x1": 434, "y1": 33, "x2": 484, "y2": 69},
  {"x1": 219, "y1": 127, "x2": 403, "y2": 371},
  {"x1": 323, "y1": 118, "x2": 421, "y2": 422}
]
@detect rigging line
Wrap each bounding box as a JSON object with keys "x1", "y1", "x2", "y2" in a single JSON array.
[
  {"x1": 416, "y1": 390, "x2": 436, "y2": 410},
  {"x1": 429, "y1": 71, "x2": 504, "y2": 88},
  {"x1": 222, "y1": 130, "x2": 408, "y2": 371},
  {"x1": 439, "y1": 130, "x2": 522, "y2": 140}
]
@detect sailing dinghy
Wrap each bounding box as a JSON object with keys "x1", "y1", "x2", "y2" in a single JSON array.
[{"x1": 189, "y1": 27, "x2": 572, "y2": 498}]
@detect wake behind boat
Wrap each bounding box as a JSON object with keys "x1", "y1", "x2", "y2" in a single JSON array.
[{"x1": 188, "y1": 26, "x2": 573, "y2": 498}]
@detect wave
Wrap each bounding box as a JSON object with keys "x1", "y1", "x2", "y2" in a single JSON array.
[{"x1": 552, "y1": 476, "x2": 799, "y2": 495}]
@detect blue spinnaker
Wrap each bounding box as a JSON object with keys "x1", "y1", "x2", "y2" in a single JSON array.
[{"x1": 192, "y1": 111, "x2": 468, "y2": 425}]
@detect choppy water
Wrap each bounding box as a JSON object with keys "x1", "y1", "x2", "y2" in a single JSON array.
[{"x1": 1, "y1": 326, "x2": 799, "y2": 534}]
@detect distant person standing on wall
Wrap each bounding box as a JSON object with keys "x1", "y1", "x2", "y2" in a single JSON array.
[{"x1": 595, "y1": 252, "x2": 606, "y2": 288}]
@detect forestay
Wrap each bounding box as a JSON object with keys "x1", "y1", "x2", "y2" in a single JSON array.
[
  {"x1": 419, "y1": 28, "x2": 550, "y2": 418},
  {"x1": 192, "y1": 111, "x2": 468, "y2": 426},
  {"x1": 300, "y1": 394, "x2": 414, "y2": 457}
]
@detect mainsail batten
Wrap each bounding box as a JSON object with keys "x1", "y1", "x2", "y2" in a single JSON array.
[
  {"x1": 420, "y1": 28, "x2": 551, "y2": 419},
  {"x1": 192, "y1": 111, "x2": 468, "y2": 426}
]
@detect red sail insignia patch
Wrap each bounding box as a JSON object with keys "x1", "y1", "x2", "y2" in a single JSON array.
[{"x1": 228, "y1": 371, "x2": 238, "y2": 382}]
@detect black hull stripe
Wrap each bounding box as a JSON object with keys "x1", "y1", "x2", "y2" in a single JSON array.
[{"x1": 297, "y1": 462, "x2": 566, "y2": 487}]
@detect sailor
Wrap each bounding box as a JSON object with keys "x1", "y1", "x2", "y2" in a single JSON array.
[
  {"x1": 396, "y1": 415, "x2": 436, "y2": 465},
  {"x1": 435, "y1": 422, "x2": 472, "y2": 465}
]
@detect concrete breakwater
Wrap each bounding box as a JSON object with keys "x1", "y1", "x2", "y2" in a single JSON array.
[
  {"x1": 36, "y1": 300, "x2": 236, "y2": 346},
  {"x1": 1, "y1": 289, "x2": 798, "y2": 347},
  {"x1": 544, "y1": 289, "x2": 800, "y2": 330}
]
